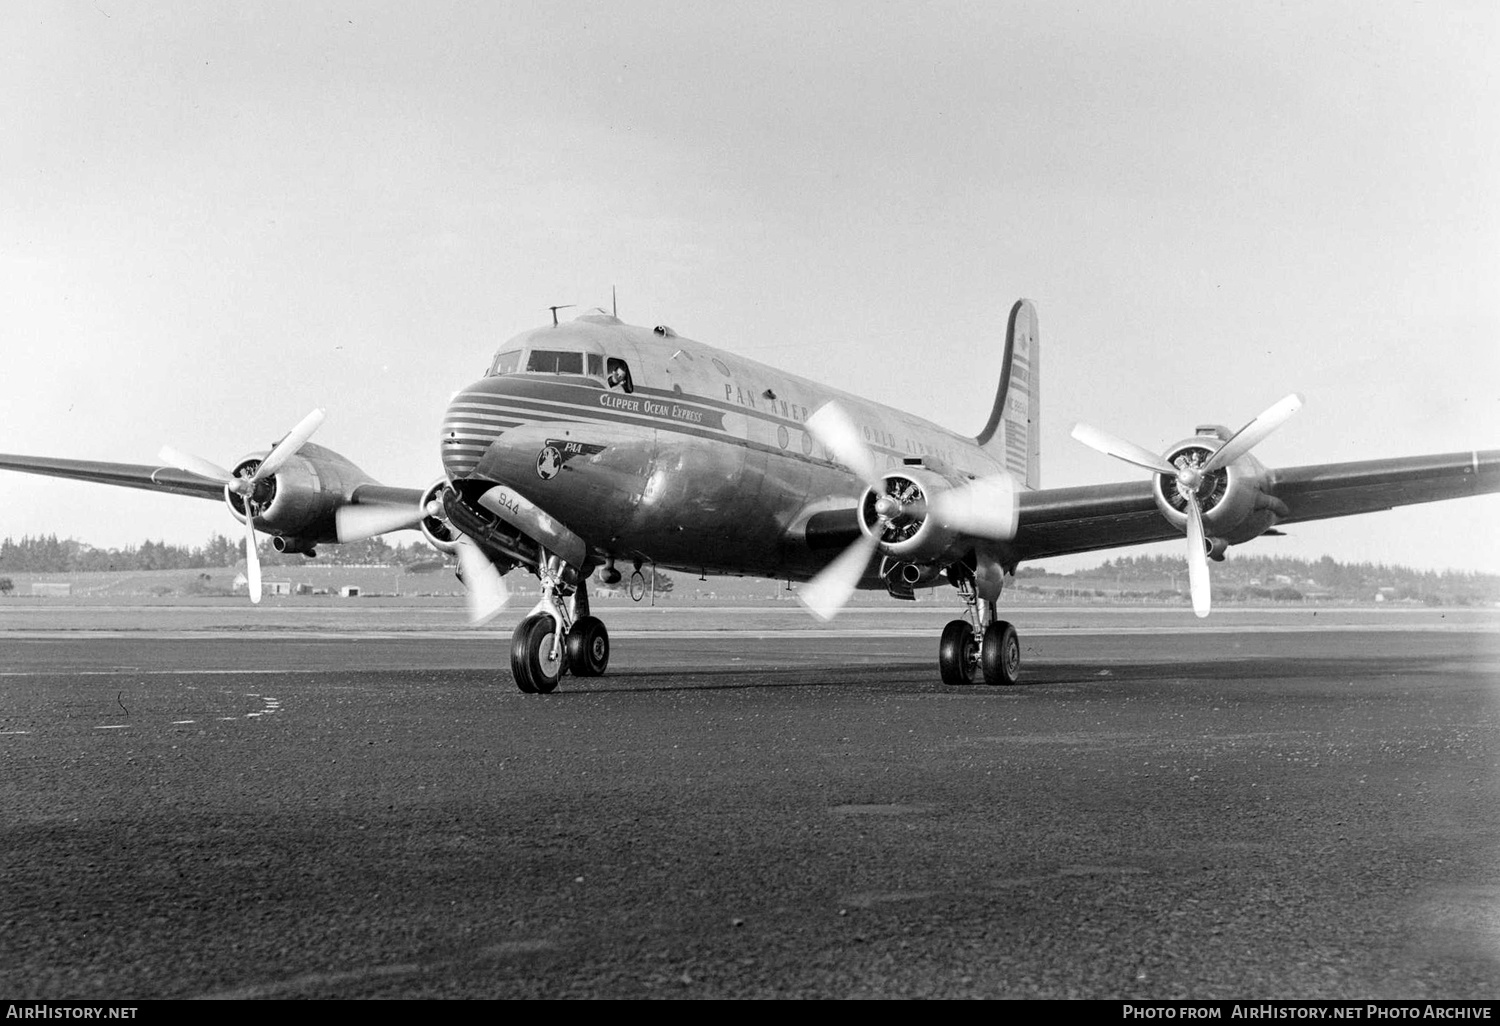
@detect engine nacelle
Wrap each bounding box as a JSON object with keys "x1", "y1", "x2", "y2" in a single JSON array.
[
  {"x1": 1152, "y1": 434, "x2": 1282, "y2": 546},
  {"x1": 224, "y1": 441, "x2": 389, "y2": 544}
]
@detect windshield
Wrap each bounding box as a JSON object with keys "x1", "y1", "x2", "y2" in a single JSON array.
[
  {"x1": 525, "y1": 349, "x2": 585, "y2": 375},
  {"x1": 489, "y1": 349, "x2": 522, "y2": 376}
]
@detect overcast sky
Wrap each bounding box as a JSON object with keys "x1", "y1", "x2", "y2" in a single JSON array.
[{"x1": 2, "y1": 1, "x2": 1496, "y2": 573}]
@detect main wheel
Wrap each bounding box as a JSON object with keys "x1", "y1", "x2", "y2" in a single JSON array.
[
  {"x1": 980, "y1": 620, "x2": 1021, "y2": 686},
  {"x1": 566, "y1": 615, "x2": 610, "y2": 677},
  {"x1": 510, "y1": 614, "x2": 564, "y2": 694},
  {"x1": 938, "y1": 618, "x2": 977, "y2": 686}
]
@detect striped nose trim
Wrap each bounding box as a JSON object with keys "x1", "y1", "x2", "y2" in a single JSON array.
[{"x1": 441, "y1": 391, "x2": 526, "y2": 477}]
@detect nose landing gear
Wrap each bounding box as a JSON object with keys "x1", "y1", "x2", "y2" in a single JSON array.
[{"x1": 507, "y1": 556, "x2": 612, "y2": 693}]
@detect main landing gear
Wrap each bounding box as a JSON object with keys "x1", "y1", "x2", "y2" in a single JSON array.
[
  {"x1": 938, "y1": 568, "x2": 1021, "y2": 687},
  {"x1": 508, "y1": 556, "x2": 611, "y2": 694}
]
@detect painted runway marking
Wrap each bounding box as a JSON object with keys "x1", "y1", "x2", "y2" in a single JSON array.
[{"x1": 96, "y1": 724, "x2": 129, "y2": 730}]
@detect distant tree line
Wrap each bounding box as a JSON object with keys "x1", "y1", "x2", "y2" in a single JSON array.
[
  {"x1": 0, "y1": 533, "x2": 441, "y2": 573},
  {"x1": 1018, "y1": 552, "x2": 1500, "y2": 605}
]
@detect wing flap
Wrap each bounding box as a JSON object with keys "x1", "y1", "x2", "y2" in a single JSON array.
[{"x1": 1011, "y1": 481, "x2": 1173, "y2": 561}]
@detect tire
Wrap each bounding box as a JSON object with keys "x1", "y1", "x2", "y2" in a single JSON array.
[
  {"x1": 938, "y1": 619, "x2": 977, "y2": 686},
  {"x1": 980, "y1": 620, "x2": 1021, "y2": 686},
  {"x1": 566, "y1": 616, "x2": 610, "y2": 677},
  {"x1": 510, "y1": 614, "x2": 564, "y2": 694}
]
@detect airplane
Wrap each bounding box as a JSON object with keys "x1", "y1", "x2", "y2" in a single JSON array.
[{"x1": 2, "y1": 299, "x2": 1496, "y2": 694}]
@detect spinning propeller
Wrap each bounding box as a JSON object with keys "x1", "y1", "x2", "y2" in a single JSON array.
[
  {"x1": 158, "y1": 409, "x2": 326, "y2": 604},
  {"x1": 332, "y1": 502, "x2": 429, "y2": 544},
  {"x1": 454, "y1": 535, "x2": 511, "y2": 626},
  {"x1": 1070, "y1": 393, "x2": 1302, "y2": 618},
  {"x1": 798, "y1": 402, "x2": 1018, "y2": 620}
]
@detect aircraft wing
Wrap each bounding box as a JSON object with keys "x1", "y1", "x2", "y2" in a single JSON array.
[
  {"x1": 0, "y1": 453, "x2": 428, "y2": 513},
  {"x1": 0, "y1": 453, "x2": 228, "y2": 501},
  {"x1": 1011, "y1": 450, "x2": 1500, "y2": 563}
]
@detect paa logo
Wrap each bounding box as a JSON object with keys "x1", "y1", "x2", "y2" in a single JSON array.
[
  {"x1": 536, "y1": 439, "x2": 606, "y2": 481},
  {"x1": 536, "y1": 445, "x2": 563, "y2": 480}
]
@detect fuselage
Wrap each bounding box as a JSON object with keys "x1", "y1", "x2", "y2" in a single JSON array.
[{"x1": 441, "y1": 311, "x2": 1008, "y2": 581}]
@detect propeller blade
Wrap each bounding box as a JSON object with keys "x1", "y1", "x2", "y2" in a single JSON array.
[
  {"x1": 1184, "y1": 495, "x2": 1211, "y2": 619},
  {"x1": 244, "y1": 510, "x2": 262, "y2": 605},
  {"x1": 157, "y1": 446, "x2": 234, "y2": 485},
  {"x1": 929, "y1": 472, "x2": 1019, "y2": 540},
  {"x1": 806, "y1": 401, "x2": 881, "y2": 485},
  {"x1": 797, "y1": 531, "x2": 881, "y2": 622},
  {"x1": 455, "y1": 536, "x2": 510, "y2": 626},
  {"x1": 1201, "y1": 394, "x2": 1303, "y2": 473},
  {"x1": 334, "y1": 503, "x2": 425, "y2": 543},
  {"x1": 1070, "y1": 423, "x2": 1180, "y2": 477},
  {"x1": 254, "y1": 408, "x2": 326, "y2": 481}
]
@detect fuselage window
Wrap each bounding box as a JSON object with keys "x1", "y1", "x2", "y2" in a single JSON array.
[
  {"x1": 490, "y1": 349, "x2": 522, "y2": 376},
  {"x1": 588, "y1": 353, "x2": 605, "y2": 378},
  {"x1": 526, "y1": 349, "x2": 584, "y2": 375}
]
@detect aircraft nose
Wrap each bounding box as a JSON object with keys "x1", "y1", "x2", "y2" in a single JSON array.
[{"x1": 441, "y1": 381, "x2": 503, "y2": 480}]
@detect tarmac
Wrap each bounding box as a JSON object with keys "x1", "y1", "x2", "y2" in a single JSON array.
[{"x1": 1, "y1": 606, "x2": 1497, "y2": 999}]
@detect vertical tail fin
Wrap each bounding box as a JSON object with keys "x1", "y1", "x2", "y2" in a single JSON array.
[{"x1": 974, "y1": 298, "x2": 1040, "y2": 489}]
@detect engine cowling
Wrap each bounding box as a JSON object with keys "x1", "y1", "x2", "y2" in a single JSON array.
[
  {"x1": 223, "y1": 441, "x2": 384, "y2": 544},
  {"x1": 857, "y1": 467, "x2": 1018, "y2": 563},
  {"x1": 1152, "y1": 432, "x2": 1281, "y2": 547}
]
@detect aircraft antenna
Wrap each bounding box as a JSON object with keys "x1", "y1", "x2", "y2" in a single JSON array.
[
  {"x1": 548, "y1": 304, "x2": 574, "y2": 326},
  {"x1": 612, "y1": 286, "x2": 618, "y2": 319}
]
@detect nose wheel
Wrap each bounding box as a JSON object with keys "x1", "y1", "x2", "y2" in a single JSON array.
[
  {"x1": 566, "y1": 616, "x2": 610, "y2": 677},
  {"x1": 510, "y1": 613, "x2": 564, "y2": 694}
]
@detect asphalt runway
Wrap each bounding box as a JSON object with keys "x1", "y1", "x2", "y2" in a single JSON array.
[{"x1": 2, "y1": 610, "x2": 1498, "y2": 999}]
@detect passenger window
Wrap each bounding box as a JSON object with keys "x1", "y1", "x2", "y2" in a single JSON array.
[
  {"x1": 526, "y1": 349, "x2": 584, "y2": 375},
  {"x1": 606, "y1": 358, "x2": 634, "y2": 393},
  {"x1": 489, "y1": 349, "x2": 522, "y2": 376}
]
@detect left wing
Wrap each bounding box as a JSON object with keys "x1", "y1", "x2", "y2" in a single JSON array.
[{"x1": 1012, "y1": 449, "x2": 1500, "y2": 563}]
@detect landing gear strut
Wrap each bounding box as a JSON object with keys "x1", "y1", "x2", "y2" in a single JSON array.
[
  {"x1": 939, "y1": 561, "x2": 1021, "y2": 687},
  {"x1": 507, "y1": 557, "x2": 612, "y2": 693}
]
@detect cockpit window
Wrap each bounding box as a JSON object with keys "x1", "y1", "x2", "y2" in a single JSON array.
[
  {"x1": 489, "y1": 349, "x2": 522, "y2": 376},
  {"x1": 526, "y1": 349, "x2": 585, "y2": 375},
  {"x1": 606, "y1": 357, "x2": 634, "y2": 393},
  {"x1": 588, "y1": 353, "x2": 605, "y2": 377}
]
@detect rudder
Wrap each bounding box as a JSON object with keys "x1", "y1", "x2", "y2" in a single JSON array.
[{"x1": 974, "y1": 299, "x2": 1040, "y2": 489}]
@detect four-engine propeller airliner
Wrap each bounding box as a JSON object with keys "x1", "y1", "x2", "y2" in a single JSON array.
[{"x1": 2, "y1": 299, "x2": 1496, "y2": 692}]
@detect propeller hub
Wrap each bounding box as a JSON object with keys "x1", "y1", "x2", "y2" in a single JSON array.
[{"x1": 873, "y1": 495, "x2": 902, "y2": 521}]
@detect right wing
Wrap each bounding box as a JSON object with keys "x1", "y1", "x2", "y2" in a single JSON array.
[{"x1": 0, "y1": 453, "x2": 227, "y2": 501}]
